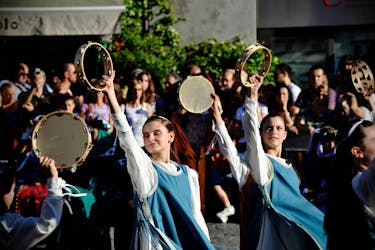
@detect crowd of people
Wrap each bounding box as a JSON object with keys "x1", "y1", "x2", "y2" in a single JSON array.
[{"x1": 0, "y1": 51, "x2": 375, "y2": 249}]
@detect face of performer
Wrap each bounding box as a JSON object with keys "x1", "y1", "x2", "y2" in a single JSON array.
[
  {"x1": 260, "y1": 116, "x2": 287, "y2": 150},
  {"x1": 143, "y1": 118, "x2": 174, "y2": 156},
  {"x1": 354, "y1": 125, "x2": 375, "y2": 168}
]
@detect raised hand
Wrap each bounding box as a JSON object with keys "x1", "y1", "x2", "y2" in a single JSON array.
[
  {"x1": 246, "y1": 74, "x2": 264, "y2": 101},
  {"x1": 39, "y1": 157, "x2": 58, "y2": 178}
]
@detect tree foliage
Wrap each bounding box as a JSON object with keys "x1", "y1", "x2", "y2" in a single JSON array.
[
  {"x1": 109, "y1": 0, "x2": 186, "y2": 88},
  {"x1": 109, "y1": 0, "x2": 280, "y2": 89}
]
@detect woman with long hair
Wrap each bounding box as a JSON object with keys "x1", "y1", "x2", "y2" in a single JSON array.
[
  {"x1": 125, "y1": 78, "x2": 153, "y2": 147},
  {"x1": 101, "y1": 72, "x2": 214, "y2": 249}
]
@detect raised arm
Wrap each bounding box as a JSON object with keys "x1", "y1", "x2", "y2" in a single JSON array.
[
  {"x1": 210, "y1": 94, "x2": 250, "y2": 188},
  {"x1": 241, "y1": 75, "x2": 271, "y2": 186},
  {"x1": 5, "y1": 157, "x2": 63, "y2": 250},
  {"x1": 101, "y1": 73, "x2": 156, "y2": 197}
]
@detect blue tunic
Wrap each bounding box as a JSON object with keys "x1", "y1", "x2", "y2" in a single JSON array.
[
  {"x1": 260, "y1": 156, "x2": 327, "y2": 249},
  {"x1": 143, "y1": 162, "x2": 215, "y2": 250}
]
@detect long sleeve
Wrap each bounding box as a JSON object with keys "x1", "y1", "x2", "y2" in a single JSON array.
[
  {"x1": 187, "y1": 168, "x2": 210, "y2": 239},
  {"x1": 215, "y1": 121, "x2": 250, "y2": 188},
  {"x1": 242, "y1": 96, "x2": 271, "y2": 186},
  {"x1": 0, "y1": 177, "x2": 64, "y2": 250},
  {"x1": 112, "y1": 112, "x2": 157, "y2": 197}
]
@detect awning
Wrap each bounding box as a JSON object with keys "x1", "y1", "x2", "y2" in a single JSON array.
[{"x1": 0, "y1": 0, "x2": 125, "y2": 36}]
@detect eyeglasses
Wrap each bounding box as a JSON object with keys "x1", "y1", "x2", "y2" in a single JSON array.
[{"x1": 19, "y1": 72, "x2": 29, "y2": 77}]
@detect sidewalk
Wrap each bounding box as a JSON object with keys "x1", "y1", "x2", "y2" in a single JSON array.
[{"x1": 207, "y1": 222, "x2": 240, "y2": 250}]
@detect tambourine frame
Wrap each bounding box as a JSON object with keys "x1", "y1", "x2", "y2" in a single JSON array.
[
  {"x1": 235, "y1": 43, "x2": 272, "y2": 87},
  {"x1": 351, "y1": 60, "x2": 374, "y2": 96},
  {"x1": 31, "y1": 111, "x2": 93, "y2": 169},
  {"x1": 74, "y1": 41, "x2": 113, "y2": 92},
  {"x1": 178, "y1": 76, "x2": 215, "y2": 114}
]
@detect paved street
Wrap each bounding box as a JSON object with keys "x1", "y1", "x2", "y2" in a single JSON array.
[{"x1": 207, "y1": 223, "x2": 240, "y2": 250}]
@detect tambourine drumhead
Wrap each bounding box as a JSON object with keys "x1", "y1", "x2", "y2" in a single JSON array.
[
  {"x1": 74, "y1": 41, "x2": 113, "y2": 92},
  {"x1": 235, "y1": 43, "x2": 272, "y2": 87},
  {"x1": 31, "y1": 111, "x2": 92, "y2": 169},
  {"x1": 178, "y1": 76, "x2": 215, "y2": 114},
  {"x1": 351, "y1": 60, "x2": 374, "y2": 96}
]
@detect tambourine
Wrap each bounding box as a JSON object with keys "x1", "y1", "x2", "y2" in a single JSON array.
[
  {"x1": 235, "y1": 43, "x2": 272, "y2": 87},
  {"x1": 351, "y1": 60, "x2": 374, "y2": 96},
  {"x1": 178, "y1": 76, "x2": 215, "y2": 114},
  {"x1": 74, "y1": 41, "x2": 113, "y2": 92},
  {"x1": 31, "y1": 111, "x2": 93, "y2": 169}
]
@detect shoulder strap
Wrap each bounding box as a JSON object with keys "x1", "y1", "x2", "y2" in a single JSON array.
[{"x1": 135, "y1": 195, "x2": 177, "y2": 250}]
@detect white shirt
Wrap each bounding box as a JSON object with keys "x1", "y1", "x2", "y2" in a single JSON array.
[
  {"x1": 216, "y1": 97, "x2": 310, "y2": 250},
  {"x1": 0, "y1": 178, "x2": 64, "y2": 250},
  {"x1": 288, "y1": 82, "x2": 302, "y2": 104}
]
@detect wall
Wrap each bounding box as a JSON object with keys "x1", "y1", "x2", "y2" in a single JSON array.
[{"x1": 170, "y1": 0, "x2": 257, "y2": 45}]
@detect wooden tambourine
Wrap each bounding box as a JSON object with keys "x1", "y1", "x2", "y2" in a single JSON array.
[
  {"x1": 74, "y1": 41, "x2": 113, "y2": 91},
  {"x1": 351, "y1": 60, "x2": 374, "y2": 96},
  {"x1": 178, "y1": 76, "x2": 215, "y2": 114},
  {"x1": 31, "y1": 111, "x2": 93, "y2": 169},
  {"x1": 235, "y1": 43, "x2": 272, "y2": 87}
]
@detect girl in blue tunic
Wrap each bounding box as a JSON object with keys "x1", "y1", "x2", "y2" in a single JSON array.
[
  {"x1": 210, "y1": 75, "x2": 327, "y2": 249},
  {"x1": 101, "y1": 72, "x2": 214, "y2": 250}
]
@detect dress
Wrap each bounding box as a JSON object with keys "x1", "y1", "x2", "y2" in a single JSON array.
[
  {"x1": 111, "y1": 112, "x2": 214, "y2": 249},
  {"x1": 87, "y1": 103, "x2": 111, "y2": 123},
  {"x1": 125, "y1": 103, "x2": 149, "y2": 147},
  {"x1": 0, "y1": 178, "x2": 65, "y2": 250},
  {"x1": 214, "y1": 97, "x2": 327, "y2": 250}
]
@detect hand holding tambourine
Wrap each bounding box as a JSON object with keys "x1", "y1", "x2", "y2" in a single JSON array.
[
  {"x1": 178, "y1": 76, "x2": 216, "y2": 114},
  {"x1": 235, "y1": 43, "x2": 272, "y2": 87},
  {"x1": 74, "y1": 41, "x2": 113, "y2": 92}
]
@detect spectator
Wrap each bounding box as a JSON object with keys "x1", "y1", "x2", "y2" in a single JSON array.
[
  {"x1": 271, "y1": 83, "x2": 300, "y2": 134},
  {"x1": 158, "y1": 72, "x2": 182, "y2": 119},
  {"x1": 13, "y1": 62, "x2": 31, "y2": 99},
  {"x1": 296, "y1": 64, "x2": 337, "y2": 111},
  {"x1": 0, "y1": 82, "x2": 23, "y2": 161},
  {"x1": 56, "y1": 63, "x2": 77, "y2": 96},
  {"x1": 137, "y1": 70, "x2": 159, "y2": 113},
  {"x1": 295, "y1": 84, "x2": 333, "y2": 135},
  {"x1": 124, "y1": 78, "x2": 153, "y2": 147},
  {"x1": 274, "y1": 63, "x2": 301, "y2": 104}
]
